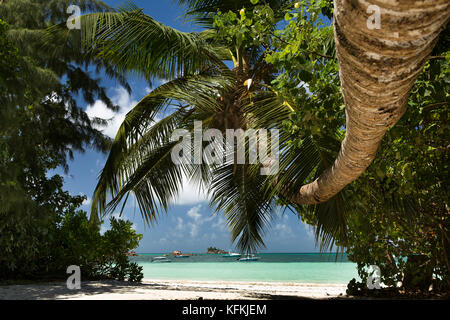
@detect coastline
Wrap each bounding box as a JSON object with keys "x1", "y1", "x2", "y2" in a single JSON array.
[
  {"x1": 131, "y1": 253, "x2": 359, "y2": 284},
  {"x1": 0, "y1": 279, "x2": 348, "y2": 300}
]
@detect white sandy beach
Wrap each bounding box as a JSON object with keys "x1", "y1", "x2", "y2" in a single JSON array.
[{"x1": 0, "y1": 279, "x2": 348, "y2": 300}]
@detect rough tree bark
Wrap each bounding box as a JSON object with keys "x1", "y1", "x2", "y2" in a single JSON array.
[{"x1": 289, "y1": 0, "x2": 450, "y2": 205}]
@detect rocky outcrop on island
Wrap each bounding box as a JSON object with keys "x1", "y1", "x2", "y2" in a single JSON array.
[
  {"x1": 206, "y1": 247, "x2": 227, "y2": 254},
  {"x1": 171, "y1": 250, "x2": 194, "y2": 256},
  {"x1": 125, "y1": 250, "x2": 138, "y2": 256}
]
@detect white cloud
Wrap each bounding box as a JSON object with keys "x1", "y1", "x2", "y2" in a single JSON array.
[
  {"x1": 175, "y1": 217, "x2": 184, "y2": 231},
  {"x1": 86, "y1": 87, "x2": 138, "y2": 139},
  {"x1": 159, "y1": 237, "x2": 168, "y2": 244},
  {"x1": 304, "y1": 224, "x2": 315, "y2": 240},
  {"x1": 166, "y1": 206, "x2": 207, "y2": 240},
  {"x1": 82, "y1": 196, "x2": 92, "y2": 206},
  {"x1": 274, "y1": 222, "x2": 293, "y2": 238},
  {"x1": 187, "y1": 204, "x2": 202, "y2": 222},
  {"x1": 100, "y1": 225, "x2": 108, "y2": 235},
  {"x1": 154, "y1": 206, "x2": 232, "y2": 250},
  {"x1": 172, "y1": 175, "x2": 209, "y2": 205},
  {"x1": 274, "y1": 207, "x2": 283, "y2": 218},
  {"x1": 144, "y1": 78, "x2": 168, "y2": 94},
  {"x1": 189, "y1": 223, "x2": 200, "y2": 237},
  {"x1": 112, "y1": 212, "x2": 124, "y2": 220},
  {"x1": 182, "y1": 205, "x2": 221, "y2": 239},
  {"x1": 204, "y1": 214, "x2": 216, "y2": 223},
  {"x1": 212, "y1": 216, "x2": 227, "y2": 231}
]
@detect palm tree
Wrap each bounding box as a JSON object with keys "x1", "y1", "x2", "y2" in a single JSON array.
[
  {"x1": 78, "y1": 0, "x2": 448, "y2": 253},
  {"x1": 79, "y1": 0, "x2": 295, "y2": 252},
  {"x1": 285, "y1": 0, "x2": 450, "y2": 205}
]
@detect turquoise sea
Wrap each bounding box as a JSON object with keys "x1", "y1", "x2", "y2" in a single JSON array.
[{"x1": 129, "y1": 253, "x2": 360, "y2": 284}]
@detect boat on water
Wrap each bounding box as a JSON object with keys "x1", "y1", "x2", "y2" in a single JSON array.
[
  {"x1": 151, "y1": 256, "x2": 171, "y2": 262},
  {"x1": 238, "y1": 254, "x2": 261, "y2": 262},
  {"x1": 223, "y1": 252, "x2": 241, "y2": 258},
  {"x1": 171, "y1": 250, "x2": 194, "y2": 258}
]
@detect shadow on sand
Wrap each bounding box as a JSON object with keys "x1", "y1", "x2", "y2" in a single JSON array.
[{"x1": 0, "y1": 280, "x2": 351, "y2": 300}]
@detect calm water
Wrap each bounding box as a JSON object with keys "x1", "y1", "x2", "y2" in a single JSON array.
[{"x1": 129, "y1": 253, "x2": 359, "y2": 284}]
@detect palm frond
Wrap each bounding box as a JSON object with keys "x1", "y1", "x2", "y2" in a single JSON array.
[
  {"x1": 210, "y1": 163, "x2": 275, "y2": 253},
  {"x1": 287, "y1": 133, "x2": 349, "y2": 252},
  {"x1": 175, "y1": 0, "x2": 293, "y2": 27},
  {"x1": 244, "y1": 90, "x2": 293, "y2": 129},
  {"x1": 104, "y1": 141, "x2": 185, "y2": 225},
  {"x1": 261, "y1": 118, "x2": 350, "y2": 252},
  {"x1": 90, "y1": 73, "x2": 230, "y2": 222},
  {"x1": 79, "y1": 5, "x2": 226, "y2": 84}
]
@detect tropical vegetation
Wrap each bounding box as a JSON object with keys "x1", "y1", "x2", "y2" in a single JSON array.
[
  {"x1": 0, "y1": 0, "x2": 143, "y2": 282},
  {"x1": 76, "y1": 0, "x2": 448, "y2": 294},
  {"x1": 0, "y1": 0, "x2": 448, "y2": 295}
]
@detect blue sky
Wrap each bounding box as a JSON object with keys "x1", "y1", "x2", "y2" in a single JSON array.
[{"x1": 58, "y1": 0, "x2": 321, "y2": 253}]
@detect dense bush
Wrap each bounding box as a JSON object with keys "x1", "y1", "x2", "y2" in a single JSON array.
[
  {"x1": 54, "y1": 211, "x2": 144, "y2": 282},
  {"x1": 0, "y1": 14, "x2": 143, "y2": 284},
  {"x1": 0, "y1": 187, "x2": 144, "y2": 282}
]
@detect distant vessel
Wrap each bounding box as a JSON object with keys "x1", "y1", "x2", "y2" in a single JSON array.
[
  {"x1": 223, "y1": 251, "x2": 241, "y2": 258},
  {"x1": 238, "y1": 254, "x2": 260, "y2": 262},
  {"x1": 171, "y1": 250, "x2": 194, "y2": 257},
  {"x1": 151, "y1": 256, "x2": 171, "y2": 263}
]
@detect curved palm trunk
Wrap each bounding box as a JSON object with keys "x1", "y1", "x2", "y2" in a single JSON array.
[{"x1": 290, "y1": 0, "x2": 450, "y2": 205}]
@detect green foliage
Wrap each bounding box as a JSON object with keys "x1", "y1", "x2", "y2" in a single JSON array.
[
  {"x1": 0, "y1": 174, "x2": 144, "y2": 282},
  {"x1": 0, "y1": 3, "x2": 143, "y2": 282},
  {"x1": 175, "y1": 0, "x2": 291, "y2": 27},
  {"x1": 346, "y1": 278, "x2": 367, "y2": 296},
  {"x1": 0, "y1": 0, "x2": 129, "y2": 164},
  {"x1": 213, "y1": 4, "x2": 276, "y2": 50},
  {"x1": 254, "y1": 1, "x2": 449, "y2": 292},
  {"x1": 265, "y1": 0, "x2": 340, "y2": 141},
  {"x1": 85, "y1": 0, "x2": 345, "y2": 254},
  {"x1": 44, "y1": 0, "x2": 448, "y2": 286},
  {"x1": 344, "y1": 47, "x2": 450, "y2": 292},
  {"x1": 99, "y1": 217, "x2": 143, "y2": 282},
  {"x1": 78, "y1": 2, "x2": 226, "y2": 85},
  {"x1": 54, "y1": 214, "x2": 143, "y2": 281},
  {"x1": 0, "y1": 20, "x2": 21, "y2": 101}
]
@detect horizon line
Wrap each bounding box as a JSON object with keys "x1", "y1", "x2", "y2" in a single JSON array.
[{"x1": 134, "y1": 252, "x2": 348, "y2": 254}]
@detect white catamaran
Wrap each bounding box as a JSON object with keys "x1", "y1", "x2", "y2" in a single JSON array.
[
  {"x1": 238, "y1": 254, "x2": 261, "y2": 262},
  {"x1": 151, "y1": 256, "x2": 171, "y2": 263},
  {"x1": 222, "y1": 249, "x2": 241, "y2": 258}
]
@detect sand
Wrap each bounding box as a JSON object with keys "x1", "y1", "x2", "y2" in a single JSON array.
[{"x1": 0, "y1": 279, "x2": 347, "y2": 300}]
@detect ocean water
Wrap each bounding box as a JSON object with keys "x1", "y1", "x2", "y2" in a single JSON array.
[{"x1": 129, "y1": 253, "x2": 360, "y2": 284}]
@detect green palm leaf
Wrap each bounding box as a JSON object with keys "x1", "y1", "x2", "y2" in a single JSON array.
[
  {"x1": 210, "y1": 163, "x2": 275, "y2": 253},
  {"x1": 90, "y1": 73, "x2": 230, "y2": 222},
  {"x1": 83, "y1": 0, "x2": 352, "y2": 255},
  {"x1": 80, "y1": 4, "x2": 227, "y2": 84},
  {"x1": 176, "y1": 0, "x2": 293, "y2": 26}
]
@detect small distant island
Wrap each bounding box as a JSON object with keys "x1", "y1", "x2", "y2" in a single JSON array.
[
  {"x1": 171, "y1": 250, "x2": 194, "y2": 256},
  {"x1": 206, "y1": 247, "x2": 227, "y2": 254}
]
